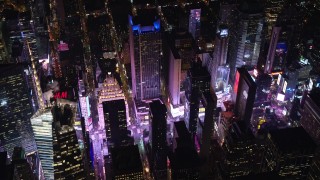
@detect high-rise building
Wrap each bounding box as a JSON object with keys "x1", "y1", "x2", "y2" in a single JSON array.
[
  {"x1": 11, "y1": 147, "x2": 36, "y2": 180},
  {"x1": 301, "y1": 88, "x2": 320, "y2": 145},
  {"x1": 111, "y1": 145, "x2": 144, "y2": 180},
  {"x1": 254, "y1": 73, "x2": 272, "y2": 106},
  {"x1": 0, "y1": 151, "x2": 10, "y2": 179},
  {"x1": 218, "y1": 0, "x2": 238, "y2": 27},
  {"x1": 103, "y1": 99, "x2": 130, "y2": 147},
  {"x1": 196, "y1": 91, "x2": 218, "y2": 179},
  {"x1": 97, "y1": 75, "x2": 128, "y2": 131},
  {"x1": 172, "y1": 121, "x2": 192, "y2": 152},
  {"x1": 167, "y1": 43, "x2": 182, "y2": 107},
  {"x1": 214, "y1": 25, "x2": 229, "y2": 66},
  {"x1": 234, "y1": 68, "x2": 257, "y2": 128},
  {"x1": 211, "y1": 25, "x2": 230, "y2": 91},
  {"x1": 265, "y1": 27, "x2": 281, "y2": 74},
  {"x1": 303, "y1": 10, "x2": 320, "y2": 74},
  {"x1": 53, "y1": 123, "x2": 85, "y2": 179},
  {"x1": 236, "y1": 1, "x2": 263, "y2": 67},
  {"x1": 189, "y1": 9, "x2": 201, "y2": 40},
  {"x1": 0, "y1": 64, "x2": 37, "y2": 156},
  {"x1": 185, "y1": 61, "x2": 211, "y2": 135},
  {"x1": 266, "y1": 127, "x2": 317, "y2": 178},
  {"x1": 170, "y1": 121, "x2": 200, "y2": 180},
  {"x1": 30, "y1": 109, "x2": 54, "y2": 180},
  {"x1": 0, "y1": 22, "x2": 9, "y2": 63},
  {"x1": 264, "y1": 0, "x2": 286, "y2": 38},
  {"x1": 149, "y1": 100, "x2": 167, "y2": 179},
  {"x1": 221, "y1": 121, "x2": 265, "y2": 178},
  {"x1": 198, "y1": 91, "x2": 217, "y2": 159},
  {"x1": 129, "y1": 9, "x2": 161, "y2": 101},
  {"x1": 164, "y1": 30, "x2": 195, "y2": 116},
  {"x1": 228, "y1": 1, "x2": 263, "y2": 84},
  {"x1": 264, "y1": 25, "x2": 291, "y2": 74}
]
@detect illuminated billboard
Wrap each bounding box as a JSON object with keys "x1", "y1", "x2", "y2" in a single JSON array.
[
  {"x1": 58, "y1": 41, "x2": 69, "y2": 51},
  {"x1": 234, "y1": 71, "x2": 240, "y2": 94},
  {"x1": 277, "y1": 74, "x2": 282, "y2": 85},
  {"x1": 220, "y1": 29, "x2": 228, "y2": 37},
  {"x1": 277, "y1": 93, "x2": 285, "y2": 102},
  {"x1": 282, "y1": 81, "x2": 287, "y2": 93},
  {"x1": 216, "y1": 66, "x2": 230, "y2": 92},
  {"x1": 309, "y1": 78, "x2": 313, "y2": 90},
  {"x1": 54, "y1": 91, "x2": 68, "y2": 99},
  {"x1": 53, "y1": 89, "x2": 75, "y2": 100}
]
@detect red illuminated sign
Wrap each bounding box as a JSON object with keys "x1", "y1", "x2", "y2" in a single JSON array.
[
  {"x1": 54, "y1": 91, "x2": 68, "y2": 99},
  {"x1": 58, "y1": 41, "x2": 69, "y2": 51},
  {"x1": 234, "y1": 71, "x2": 240, "y2": 94}
]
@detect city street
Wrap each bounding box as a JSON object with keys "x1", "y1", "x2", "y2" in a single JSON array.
[{"x1": 91, "y1": 130, "x2": 105, "y2": 180}]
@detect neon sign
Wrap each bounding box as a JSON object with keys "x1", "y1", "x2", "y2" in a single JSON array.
[
  {"x1": 54, "y1": 91, "x2": 68, "y2": 99},
  {"x1": 234, "y1": 71, "x2": 240, "y2": 94}
]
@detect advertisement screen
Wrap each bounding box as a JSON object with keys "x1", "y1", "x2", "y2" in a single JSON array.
[
  {"x1": 58, "y1": 41, "x2": 69, "y2": 51},
  {"x1": 309, "y1": 78, "x2": 313, "y2": 90},
  {"x1": 277, "y1": 93, "x2": 285, "y2": 101},
  {"x1": 282, "y1": 81, "x2": 287, "y2": 93},
  {"x1": 220, "y1": 29, "x2": 228, "y2": 37},
  {"x1": 277, "y1": 74, "x2": 282, "y2": 85},
  {"x1": 234, "y1": 71, "x2": 240, "y2": 94}
]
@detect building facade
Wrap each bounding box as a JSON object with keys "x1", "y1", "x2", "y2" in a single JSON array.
[{"x1": 129, "y1": 10, "x2": 161, "y2": 101}]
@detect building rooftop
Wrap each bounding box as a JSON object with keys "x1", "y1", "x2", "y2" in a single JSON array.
[
  {"x1": 309, "y1": 88, "x2": 320, "y2": 108},
  {"x1": 132, "y1": 8, "x2": 159, "y2": 27},
  {"x1": 0, "y1": 63, "x2": 30, "y2": 76},
  {"x1": 269, "y1": 127, "x2": 317, "y2": 154},
  {"x1": 236, "y1": 171, "x2": 284, "y2": 180},
  {"x1": 228, "y1": 121, "x2": 255, "y2": 142},
  {"x1": 238, "y1": 0, "x2": 264, "y2": 14},
  {"x1": 0, "y1": 151, "x2": 7, "y2": 170},
  {"x1": 149, "y1": 100, "x2": 167, "y2": 120},
  {"x1": 132, "y1": 0, "x2": 156, "y2": 6},
  {"x1": 167, "y1": 29, "x2": 196, "y2": 59},
  {"x1": 238, "y1": 67, "x2": 256, "y2": 88},
  {"x1": 111, "y1": 145, "x2": 143, "y2": 175},
  {"x1": 170, "y1": 147, "x2": 200, "y2": 170},
  {"x1": 189, "y1": 60, "x2": 211, "y2": 79},
  {"x1": 174, "y1": 121, "x2": 193, "y2": 148},
  {"x1": 174, "y1": 121, "x2": 190, "y2": 139}
]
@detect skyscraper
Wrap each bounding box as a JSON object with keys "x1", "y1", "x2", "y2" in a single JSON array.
[
  {"x1": 53, "y1": 123, "x2": 85, "y2": 179},
  {"x1": 129, "y1": 9, "x2": 161, "y2": 101},
  {"x1": 197, "y1": 91, "x2": 218, "y2": 178},
  {"x1": 30, "y1": 109, "x2": 54, "y2": 180},
  {"x1": 228, "y1": 1, "x2": 263, "y2": 84},
  {"x1": 254, "y1": 73, "x2": 272, "y2": 106},
  {"x1": 97, "y1": 75, "x2": 128, "y2": 131},
  {"x1": 266, "y1": 127, "x2": 317, "y2": 178},
  {"x1": 103, "y1": 99, "x2": 130, "y2": 147},
  {"x1": 111, "y1": 145, "x2": 144, "y2": 180},
  {"x1": 198, "y1": 91, "x2": 217, "y2": 159},
  {"x1": 170, "y1": 121, "x2": 201, "y2": 180},
  {"x1": 0, "y1": 64, "x2": 37, "y2": 156},
  {"x1": 222, "y1": 121, "x2": 265, "y2": 178},
  {"x1": 185, "y1": 61, "x2": 211, "y2": 135},
  {"x1": 301, "y1": 88, "x2": 320, "y2": 145},
  {"x1": 149, "y1": 100, "x2": 167, "y2": 179},
  {"x1": 12, "y1": 147, "x2": 36, "y2": 180},
  {"x1": 0, "y1": 22, "x2": 9, "y2": 63},
  {"x1": 234, "y1": 68, "x2": 257, "y2": 128},
  {"x1": 189, "y1": 9, "x2": 201, "y2": 40},
  {"x1": 265, "y1": 27, "x2": 281, "y2": 74},
  {"x1": 264, "y1": 0, "x2": 286, "y2": 39},
  {"x1": 211, "y1": 25, "x2": 230, "y2": 91},
  {"x1": 165, "y1": 30, "x2": 195, "y2": 116}
]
